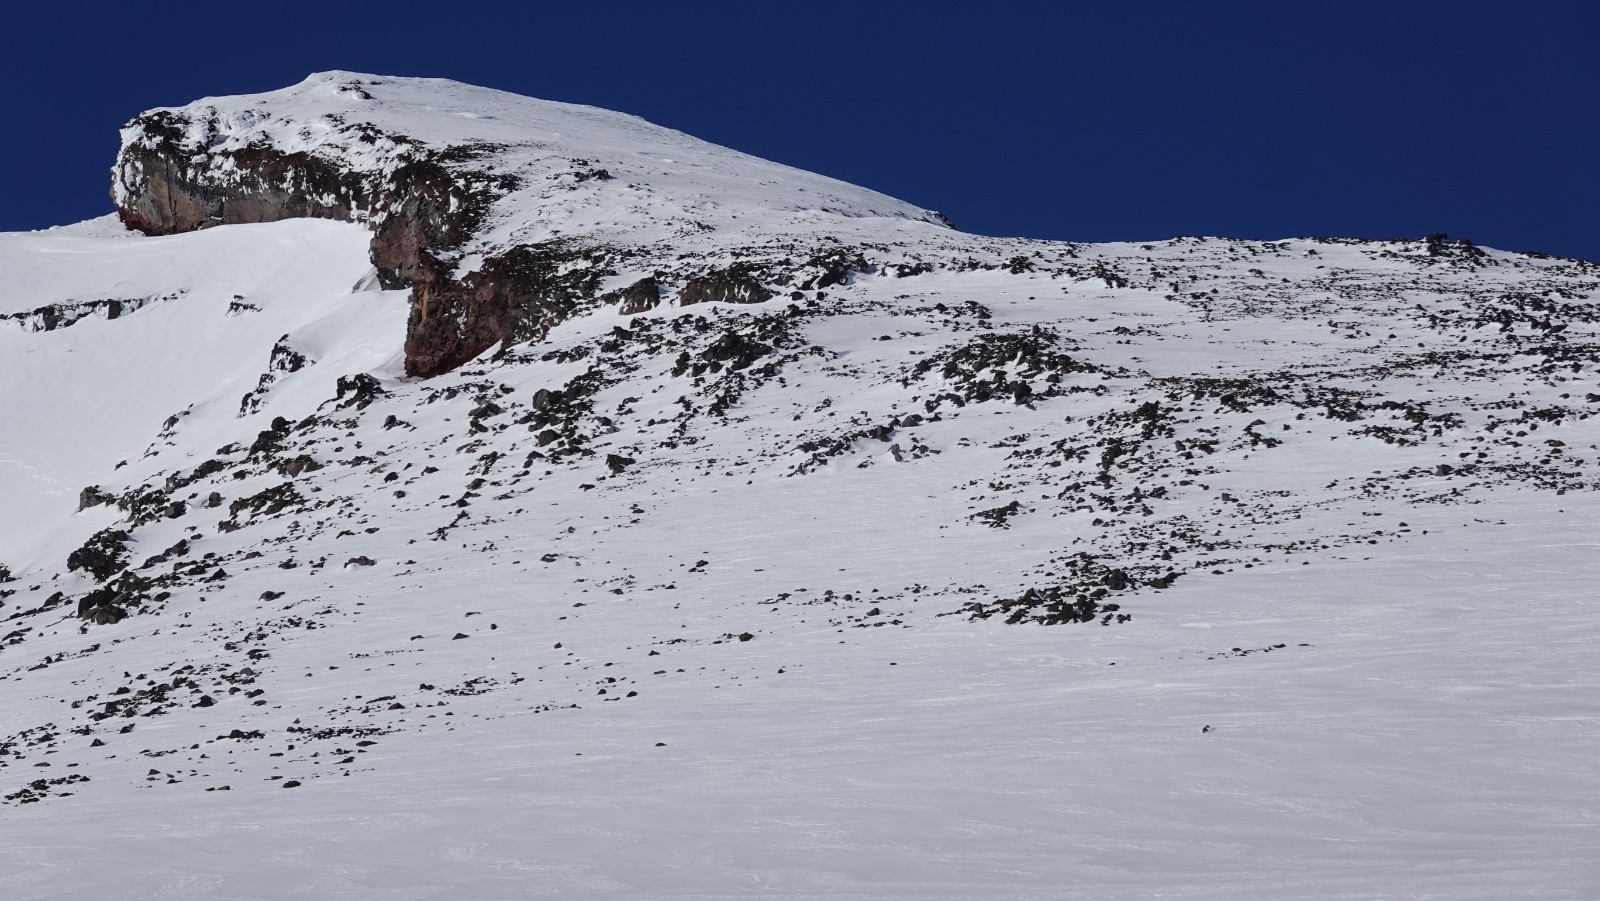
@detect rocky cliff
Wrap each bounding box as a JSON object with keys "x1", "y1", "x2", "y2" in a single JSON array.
[{"x1": 111, "y1": 72, "x2": 949, "y2": 376}]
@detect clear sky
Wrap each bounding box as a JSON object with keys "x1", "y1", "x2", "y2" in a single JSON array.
[{"x1": 4, "y1": 1, "x2": 1595, "y2": 259}]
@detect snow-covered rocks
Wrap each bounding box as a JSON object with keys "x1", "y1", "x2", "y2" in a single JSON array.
[
  {"x1": 113, "y1": 72, "x2": 951, "y2": 376},
  {"x1": 0, "y1": 74, "x2": 1595, "y2": 897}
]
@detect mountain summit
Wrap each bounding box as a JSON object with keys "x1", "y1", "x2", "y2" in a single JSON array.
[
  {"x1": 0, "y1": 74, "x2": 1596, "y2": 897},
  {"x1": 113, "y1": 71, "x2": 949, "y2": 376}
]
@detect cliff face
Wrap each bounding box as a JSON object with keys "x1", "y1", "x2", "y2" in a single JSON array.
[
  {"x1": 112, "y1": 111, "x2": 367, "y2": 234},
  {"x1": 113, "y1": 101, "x2": 520, "y2": 377},
  {"x1": 110, "y1": 72, "x2": 949, "y2": 377}
]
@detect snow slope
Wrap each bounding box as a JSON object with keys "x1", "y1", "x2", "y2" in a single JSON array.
[
  {"x1": 0, "y1": 218, "x2": 389, "y2": 562},
  {"x1": 1, "y1": 77, "x2": 1598, "y2": 899}
]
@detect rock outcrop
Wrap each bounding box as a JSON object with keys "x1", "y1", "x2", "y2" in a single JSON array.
[
  {"x1": 113, "y1": 104, "x2": 519, "y2": 377},
  {"x1": 110, "y1": 72, "x2": 949, "y2": 377}
]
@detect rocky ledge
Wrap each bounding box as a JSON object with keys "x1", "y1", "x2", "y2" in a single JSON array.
[
  {"x1": 114, "y1": 102, "x2": 543, "y2": 377},
  {"x1": 110, "y1": 72, "x2": 947, "y2": 377}
]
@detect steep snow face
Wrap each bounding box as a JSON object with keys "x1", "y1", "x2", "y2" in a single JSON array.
[
  {"x1": 0, "y1": 218, "x2": 390, "y2": 565},
  {"x1": 4, "y1": 77, "x2": 1599, "y2": 898}
]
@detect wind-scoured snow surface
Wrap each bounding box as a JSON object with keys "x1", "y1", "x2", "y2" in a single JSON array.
[{"x1": 4, "y1": 78, "x2": 1600, "y2": 899}]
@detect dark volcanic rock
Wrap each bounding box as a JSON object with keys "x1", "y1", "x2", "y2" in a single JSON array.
[
  {"x1": 67, "y1": 529, "x2": 132, "y2": 581},
  {"x1": 608, "y1": 277, "x2": 662, "y2": 315},
  {"x1": 402, "y1": 243, "x2": 611, "y2": 378},
  {"x1": 113, "y1": 111, "x2": 365, "y2": 235},
  {"x1": 678, "y1": 268, "x2": 774, "y2": 307},
  {"x1": 78, "y1": 486, "x2": 114, "y2": 511},
  {"x1": 113, "y1": 96, "x2": 592, "y2": 380},
  {"x1": 107, "y1": 74, "x2": 945, "y2": 382},
  {"x1": 334, "y1": 374, "x2": 387, "y2": 410},
  {"x1": 86, "y1": 605, "x2": 129, "y2": 626}
]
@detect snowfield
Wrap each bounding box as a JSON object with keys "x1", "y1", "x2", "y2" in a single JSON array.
[
  {"x1": 0, "y1": 75, "x2": 1597, "y2": 899},
  {"x1": 5, "y1": 504, "x2": 1598, "y2": 901}
]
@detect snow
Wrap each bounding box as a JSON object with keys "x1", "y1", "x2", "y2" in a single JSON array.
[
  {"x1": 0, "y1": 219, "x2": 387, "y2": 563},
  {"x1": 1, "y1": 76, "x2": 1598, "y2": 899},
  {"x1": 114, "y1": 71, "x2": 951, "y2": 273},
  {"x1": 0, "y1": 483, "x2": 1595, "y2": 899}
]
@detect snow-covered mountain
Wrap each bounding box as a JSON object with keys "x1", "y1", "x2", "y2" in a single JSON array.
[
  {"x1": 111, "y1": 71, "x2": 951, "y2": 378},
  {"x1": 1, "y1": 73, "x2": 1597, "y2": 899}
]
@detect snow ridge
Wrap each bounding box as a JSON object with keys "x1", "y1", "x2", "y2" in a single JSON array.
[{"x1": 115, "y1": 71, "x2": 948, "y2": 248}]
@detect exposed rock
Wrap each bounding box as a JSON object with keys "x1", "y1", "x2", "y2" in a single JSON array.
[
  {"x1": 0, "y1": 296, "x2": 173, "y2": 333},
  {"x1": 334, "y1": 374, "x2": 386, "y2": 410},
  {"x1": 113, "y1": 91, "x2": 595, "y2": 381},
  {"x1": 78, "y1": 486, "x2": 114, "y2": 511},
  {"x1": 227, "y1": 483, "x2": 305, "y2": 521},
  {"x1": 279, "y1": 455, "x2": 323, "y2": 478},
  {"x1": 250, "y1": 416, "x2": 294, "y2": 456},
  {"x1": 86, "y1": 605, "x2": 129, "y2": 626},
  {"x1": 67, "y1": 529, "x2": 131, "y2": 581},
  {"x1": 672, "y1": 331, "x2": 772, "y2": 378},
  {"x1": 609, "y1": 277, "x2": 661, "y2": 315},
  {"x1": 241, "y1": 336, "x2": 314, "y2": 415},
  {"x1": 113, "y1": 109, "x2": 366, "y2": 235},
  {"x1": 109, "y1": 74, "x2": 945, "y2": 380},
  {"x1": 678, "y1": 268, "x2": 774, "y2": 306}
]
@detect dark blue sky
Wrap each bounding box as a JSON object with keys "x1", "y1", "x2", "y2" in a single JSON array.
[{"x1": 5, "y1": 1, "x2": 1596, "y2": 259}]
